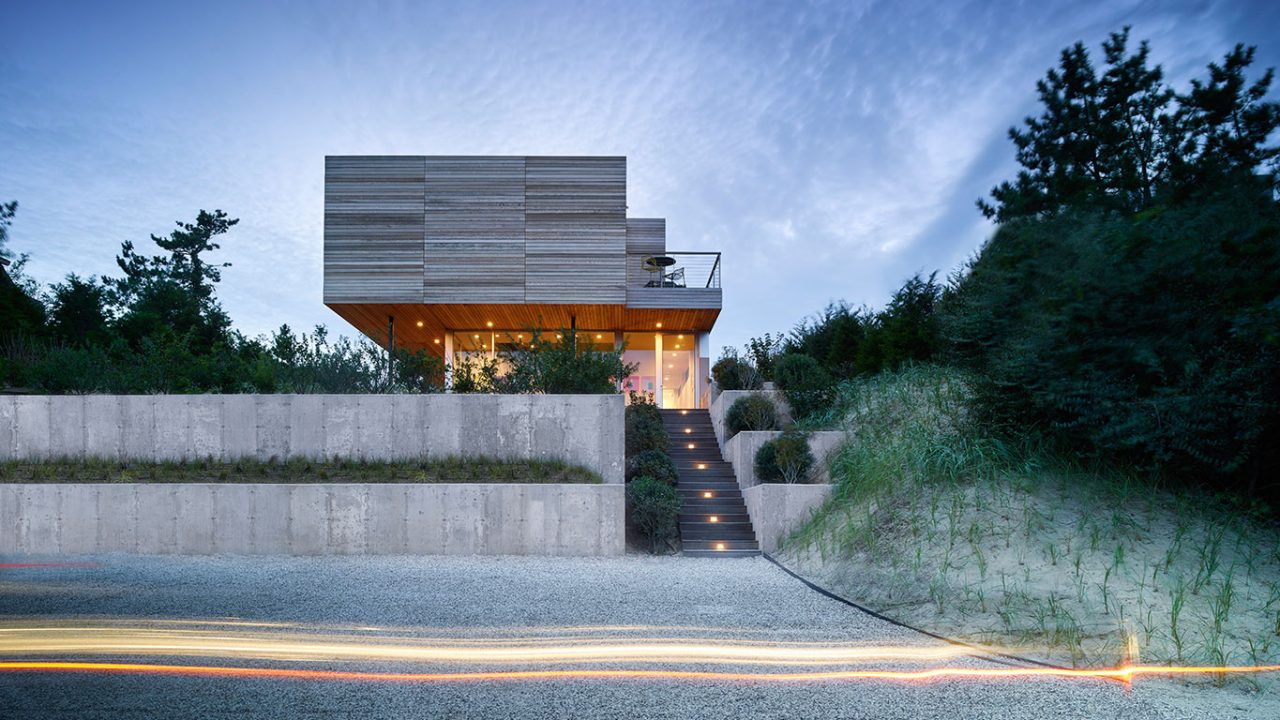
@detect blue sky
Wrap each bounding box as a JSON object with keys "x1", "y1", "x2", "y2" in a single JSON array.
[{"x1": 2, "y1": 0, "x2": 1277, "y2": 354}]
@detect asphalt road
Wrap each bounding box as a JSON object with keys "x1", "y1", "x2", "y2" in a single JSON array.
[{"x1": 0, "y1": 554, "x2": 1179, "y2": 719}]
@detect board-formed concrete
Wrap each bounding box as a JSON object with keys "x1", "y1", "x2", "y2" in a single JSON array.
[
  {"x1": 0, "y1": 394, "x2": 625, "y2": 484},
  {"x1": 0, "y1": 483, "x2": 624, "y2": 556},
  {"x1": 742, "y1": 483, "x2": 833, "y2": 552},
  {"x1": 708, "y1": 389, "x2": 792, "y2": 449},
  {"x1": 723, "y1": 430, "x2": 844, "y2": 488}
]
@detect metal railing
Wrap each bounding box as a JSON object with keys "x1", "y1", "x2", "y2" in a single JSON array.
[{"x1": 639, "y1": 251, "x2": 721, "y2": 289}]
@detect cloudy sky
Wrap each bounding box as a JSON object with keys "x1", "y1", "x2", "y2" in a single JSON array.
[{"x1": 3, "y1": 0, "x2": 1277, "y2": 354}]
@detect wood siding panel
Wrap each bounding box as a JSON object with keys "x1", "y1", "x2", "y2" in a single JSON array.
[
  {"x1": 626, "y1": 219, "x2": 666, "y2": 289},
  {"x1": 324, "y1": 156, "x2": 426, "y2": 303},
  {"x1": 424, "y1": 157, "x2": 526, "y2": 304},
  {"x1": 525, "y1": 157, "x2": 627, "y2": 304},
  {"x1": 626, "y1": 287, "x2": 723, "y2": 310}
]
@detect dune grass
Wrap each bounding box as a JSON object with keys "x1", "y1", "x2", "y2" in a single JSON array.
[
  {"x1": 784, "y1": 365, "x2": 1280, "y2": 692},
  {"x1": 0, "y1": 456, "x2": 601, "y2": 484}
]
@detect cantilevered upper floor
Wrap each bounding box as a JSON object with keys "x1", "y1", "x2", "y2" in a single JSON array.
[{"x1": 323, "y1": 155, "x2": 721, "y2": 352}]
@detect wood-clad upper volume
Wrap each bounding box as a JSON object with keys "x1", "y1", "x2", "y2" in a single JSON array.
[{"x1": 322, "y1": 155, "x2": 721, "y2": 350}]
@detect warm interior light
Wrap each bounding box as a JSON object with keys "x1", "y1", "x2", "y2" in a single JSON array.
[
  {"x1": 556, "y1": 334, "x2": 562, "y2": 339},
  {"x1": 474, "y1": 334, "x2": 480, "y2": 339},
  {"x1": 715, "y1": 543, "x2": 726, "y2": 551},
  {"x1": 667, "y1": 364, "x2": 673, "y2": 368},
  {"x1": 595, "y1": 334, "x2": 602, "y2": 339},
  {"x1": 517, "y1": 334, "x2": 523, "y2": 339},
  {"x1": 709, "y1": 516, "x2": 719, "y2": 523},
  {"x1": 416, "y1": 321, "x2": 424, "y2": 327},
  {"x1": 703, "y1": 492, "x2": 713, "y2": 498},
  {"x1": 675, "y1": 344, "x2": 681, "y2": 349},
  {"x1": 678, "y1": 334, "x2": 684, "y2": 339}
]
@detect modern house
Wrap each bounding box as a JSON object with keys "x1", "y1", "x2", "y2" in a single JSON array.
[{"x1": 323, "y1": 156, "x2": 722, "y2": 409}]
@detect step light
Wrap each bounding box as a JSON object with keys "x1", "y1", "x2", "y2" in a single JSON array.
[
  {"x1": 683, "y1": 428, "x2": 692, "y2": 434},
  {"x1": 715, "y1": 543, "x2": 726, "y2": 551},
  {"x1": 696, "y1": 463, "x2": 707, "y2": 470},
  {"x1": 702, "y1": 492, "x2": 713, "y2": 498},
  {"x1": 687, "y1": 443, "x2": 695, "y2": 449},
  {"x1": 709, "y1": 516, "x2": 719, "y2": 523}
]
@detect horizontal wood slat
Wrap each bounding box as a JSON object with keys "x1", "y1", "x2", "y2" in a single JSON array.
[
  {"x1": 424, "y1": 157, "x2": 526, "y2": 303},
  {"x1": 324, "y1": 156, "x2": 425, "y2": 303}
]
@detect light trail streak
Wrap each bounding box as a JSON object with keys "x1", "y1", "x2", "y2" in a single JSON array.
[
  {"x1": 2, "y1": 661, "x2": 1279, "y2": 684},
  {"x1": 0, "y1": 626, "x2": 979, "y2": 666}
]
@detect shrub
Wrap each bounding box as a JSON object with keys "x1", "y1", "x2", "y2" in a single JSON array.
[
  {"x1": 626, "y1": 404, "x2": 669, "y2": 459},
  {"x1": 626, "y1": 475, "x2": 681, "y2": 553},
  {"x1": 772, "y1": 353, "x2": 835, "y2": 421},
  {"x1": 725, "y1": 393, "x2": 780, "y2": 437},
  {"x1": 627, "y1": 449, "x2": 678, "y2": 484},
  {"x1": 754, "y1": 428, "x2": 816, "y2": 483},
  {"x1": 711, "y1": 353, "x2": 762, "y2": 391}
]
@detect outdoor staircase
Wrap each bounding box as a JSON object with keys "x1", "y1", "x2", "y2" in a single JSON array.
[{"x1": 661, "y1": 409, "x2": 760, "y2": 557}]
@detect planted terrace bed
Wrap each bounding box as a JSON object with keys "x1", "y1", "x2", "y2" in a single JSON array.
[{"x1": 0, "y1": 457, "x2": 601, "y2": 485}]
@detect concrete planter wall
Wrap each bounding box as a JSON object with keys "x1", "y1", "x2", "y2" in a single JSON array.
[
  {"x1": 742, "y1": 483, "x2": 833, "y2": 553},
  {"x1": 708, "y1": 389, "x2": 792, "y2": 449},
  {"x1": 0, "y1": 483, "x2": 624, "y2": 556},
  {"x1": 0, "y1": 394, "x2": 625, "y2": 484},
  {"x1": 723, "y1": 430, "x2": 845, "y2": 489}
]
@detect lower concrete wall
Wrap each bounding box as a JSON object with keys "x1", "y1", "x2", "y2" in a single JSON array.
[
  {"x1": 742, "y1": 483, "x2": 833, "y2": 553},
  {"x1": 724, "y1": 430, "x2": 845, "y2": 489},
  {"x1": 0, "y1": 483, "x2": 624, "y2": 556},
  {"x1": 0, "y1": 394, "x2": 625, "y2": 484}
]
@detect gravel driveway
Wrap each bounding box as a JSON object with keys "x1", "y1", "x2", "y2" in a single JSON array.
[{"x1": 0, "y1": 554, "x2": 1181, "y2": 719}]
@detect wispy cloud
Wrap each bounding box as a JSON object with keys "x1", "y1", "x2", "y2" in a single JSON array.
[{"x1": 1, "y1": 0, "x2": 1275, "y2": 352}]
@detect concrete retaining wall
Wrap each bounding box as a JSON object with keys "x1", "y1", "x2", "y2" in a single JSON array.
[
  {"x1": 723, "y1": 430, "x2": 845, "y2": 489},
  {"x1": 742, "y1": 483, "x2": 833, "y2": 553},
  {"x1": 708, "y1": 389, "x2": 792, "y2": 450},
  {"x1": 0, "y1": 394, "x2": 624, "y2": 484},
  {"x1": 0, "y1": 483, "x2": 624, "y2": 556}
]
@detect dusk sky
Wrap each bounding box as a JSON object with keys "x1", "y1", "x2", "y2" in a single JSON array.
[{"x1": 3, "y1": 0, "x2": 1278, "y2": 354}]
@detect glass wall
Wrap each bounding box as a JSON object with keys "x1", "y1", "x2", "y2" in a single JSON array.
[
  {"x1": 621, "y1": 333, "x2": 657, "y2": 403},
  {"x1": 661, "y1": 333, "x2": 696, "y2": 409}
]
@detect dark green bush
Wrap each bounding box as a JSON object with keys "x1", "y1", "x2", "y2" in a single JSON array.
[
  {"x1": 725, "y1": 393, "x2": 780, "y2": 437},
  {"x1": 754, "y1": 428, "x2": 815, "y2": 483},
  {"x1": 626, "y1": 475, "x2": 681, "y2": 553},
  {"x1": 711, "y1": 353, "x2": 761, "y2": 391},
  {"x1": 627, "y1": 449, "x2": 678, "y2": 484},
  {"x1": 626, "y1": 405, "x2": 669, "y2": 459},
  {"x1": 772, "y1": 353, "x2": 835, "y2": 421}
]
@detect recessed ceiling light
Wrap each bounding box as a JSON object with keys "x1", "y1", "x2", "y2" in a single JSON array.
[
  {"x1": 434, "y1": 339, "x2": 440, "y2": 344},
  {"x1": 656, "y1": 322, "x2": 662, "y2": 328},
  {"x1": 678, "y1": 335, "x2": 684, "y2": 339},
  {"x1": 416, "y1": 321, "x2": 424, "y2": 327},
  {"x1": 595, "y1": 334, "x2": 602, "y2": 339},
  {"x1": 486, "y1": 321, "x2": 493, "y2": 328}
]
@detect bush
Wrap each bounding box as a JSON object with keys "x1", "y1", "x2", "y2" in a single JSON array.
[
  {"x1": 772, "y1": 353, "x2": 835, "y2": 421},
  {"x1": 754, "y1": 428, "x2": 816, "y2": 483},
  {"x1": 626, "y1": 475, "x2": 681, "y2": 553},
  {"x1": 627, "y1": 449, "x2": 678, "y2": 484},
  {"x1": 725, "y1": 393, "x2": 780, "y2": 437},
  {"x1": 711, "y1": 353, "x2": 762, "y2": 391},
  {"x1": 626, "y1": 403, "x2": 669, "y2": 459}
]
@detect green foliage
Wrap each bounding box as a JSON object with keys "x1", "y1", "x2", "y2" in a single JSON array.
[
  {"x1": 626, "y1": 398, "x2": 669, "y2": 459},
  {"x1": 786, "y1": 273, "x2": 944, "y2": 379},
  {"x1": 979, "y1": 29, "x2": 1279, "y2": 221},
  {"x1": 626, "y1": 475, "x2": 682, "y2": 553},
  {"x1": 0, "y1": 201, "x2": 46, "y2": 344},
  {"x1": 489, "y1": 329, "x2": 634, "y2": 394},
  {"x1": 772, "y1": 353, "x2": 836, "y2": 421},
  {"x1": 711, "y1": 351, "x2": 762, "y2": 391},
  {"x1": 755, "y1": 428, "x2": 816, "y2": 483},
  {"x1": 627, "y1": 449, "x2": 678, "y2": 484},
  {"x1": 47, "y1": 274, "x2": 111, "y2": 347},
  {"x1": 744, "y1": 332, "x2": 786, "y2": 380},
  {"x1": 943, "y1": 197, "x2": 1280, "y2": 488},
  {"x1": 725, "y1": 393, "x2": 780, "y2": 437},
  {"x1": 1, "y1": 456, "x2": 601, "y2": 484}
]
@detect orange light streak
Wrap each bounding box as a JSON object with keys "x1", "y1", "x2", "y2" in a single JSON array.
[{"x1": 3, "y1": 662, "x2": 1279, "y2": 684}]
